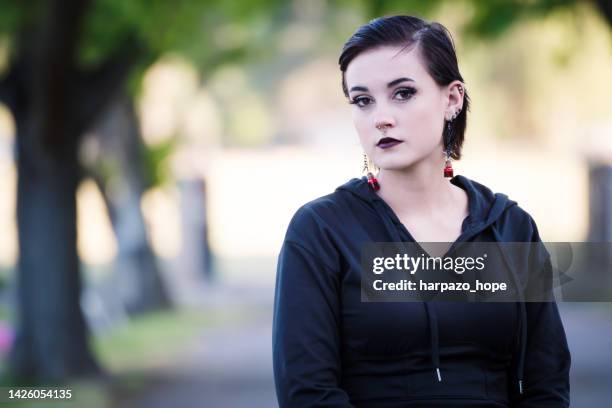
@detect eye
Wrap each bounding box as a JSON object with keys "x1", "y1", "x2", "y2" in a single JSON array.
[
  {"x1": 394, "y1": 87, "x2": 416, "y2": 100},
  {"x1": 349, "y1": 96, "x2": 373, "y2": 108}
]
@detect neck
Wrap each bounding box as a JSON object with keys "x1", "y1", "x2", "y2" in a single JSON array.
[{"x1": 374, "y1": 155, "x2": 455, "y2": 216}]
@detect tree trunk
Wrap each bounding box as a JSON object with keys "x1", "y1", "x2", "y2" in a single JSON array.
[
  {"x1": 89, "y1": 93, "x2": 172, "y2": 315},
  {"x1": 8, "y1": 117, "x2": 101, "y2": 382},
  {"x1": 3, "y1": 0, "x2": 138, "y2": 382}
]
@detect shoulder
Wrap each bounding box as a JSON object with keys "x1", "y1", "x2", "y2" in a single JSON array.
[
  {"x1": 284, "y1": 190, "x2": 347, "y2": 241},
  {"x1": 457, "y1": 174, "x2": 540, "y2": 239},
  {"x1": 502, "y1": 203, "x2": 535, "y2": 224},
  {"x1": 280, "y1": 190, "x2": 349, "y2": 272},
  {"x1": 286, "y1": 182, "x2": 357, "y2": 233},
  {"x1": 459, "y1": 175, "x2": 541, "y2": 241},
  {"x1": 494, "y1": 198, "x2": 542, "y2": 242}
]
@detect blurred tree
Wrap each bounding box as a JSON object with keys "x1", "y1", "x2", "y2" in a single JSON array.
[
  {"x1": 352, "y1": 0, "x2": 612, "y2": 37},
  {"x1": 85, "y1": 91, "x2": 173, "y2": 316},
  {"x1": 0, "y1": 0, "x2": 286, "y2": 382},
  {"x1": 0, "y1": 0, "x2": 113, "y2": 383}
]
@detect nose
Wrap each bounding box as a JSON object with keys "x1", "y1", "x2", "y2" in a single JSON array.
[
  {"x1": 375, "y1": 118, "x2": 394, "y2": 133},
  {"x1": 373, "y1": 104, "x2": 396, "y2": 133}
]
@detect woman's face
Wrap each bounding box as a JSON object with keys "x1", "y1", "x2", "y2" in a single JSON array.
[{"x1": 345, "y1": 45, "x2": 458, "y2": 172}]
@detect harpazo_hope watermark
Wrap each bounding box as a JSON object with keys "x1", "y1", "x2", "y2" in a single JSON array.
[{"x1": 360, "y1": 241, "x2": 612, "y2": 302}]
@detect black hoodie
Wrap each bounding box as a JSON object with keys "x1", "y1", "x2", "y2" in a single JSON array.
[{"x1": 272, "y1": 174, "x2": 571, "y2": 407}]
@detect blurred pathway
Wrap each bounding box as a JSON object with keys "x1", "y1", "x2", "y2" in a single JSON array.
[
  {"x1": 120, "y1": 283, "x2": 277, "y2": 408},
  {"x1": 558, "y1": 303, "x2": 612, "y2": 408}
]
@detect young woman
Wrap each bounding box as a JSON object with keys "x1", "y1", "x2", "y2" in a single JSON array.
[{"x1": 272, "y1": 15, "x2": 570, "y2": 407}]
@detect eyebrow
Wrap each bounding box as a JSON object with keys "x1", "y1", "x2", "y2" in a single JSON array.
[{"x1": 349, "y1": 77, "x2": 415, "y2": 93}]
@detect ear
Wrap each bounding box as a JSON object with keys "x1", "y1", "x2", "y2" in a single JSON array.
[{"x1": 445, "y1": 81, "x2": 465, "y2": 120}]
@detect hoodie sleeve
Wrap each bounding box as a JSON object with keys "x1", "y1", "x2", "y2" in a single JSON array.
[
  {"x1": 511, "y1": 215, "x2": 571, "y2": 407},
  {"x1": 511, "y1": 301, "x2": 571, "y2": 407},
  {"x1": 272, "y1": 207, "x2": 355, "y2": 407}
]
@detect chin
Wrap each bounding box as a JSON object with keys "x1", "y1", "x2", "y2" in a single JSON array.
[
  {"x1": 373, "y1": 158, "x2": 417, "y2": 172},
  {"x1": 373, "y1": 146, "x2": 440, "y2": 172},
  {"x1": 372, "y1": 151, "x2": 415, "y2": 170}
]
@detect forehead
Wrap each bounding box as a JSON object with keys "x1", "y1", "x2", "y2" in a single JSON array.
[{"x1": 345, "y1": 45, "x2": 431, "y2": 89}]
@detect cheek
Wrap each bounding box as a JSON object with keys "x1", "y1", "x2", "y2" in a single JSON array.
[
  {"x1": 352, "y1": 112, "x2": 372, "y2": 141},
  {"x1": 408, "y1": 103, "x2": 443, "y2": 146}
]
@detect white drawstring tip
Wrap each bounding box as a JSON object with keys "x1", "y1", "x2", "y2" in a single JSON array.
[
  {"x1": 518, "y1": 379, "x2": 523, "y2": 394},
  {"x1": 436, "y1": 367, "x2": 442, "y2": 382}
]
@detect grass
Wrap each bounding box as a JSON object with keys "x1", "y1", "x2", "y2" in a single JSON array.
[
  {"x1": 93, "y1": 305, "x2": 242, "y2": 372},
  {"x1": 0, "y1": 303, "x2": 253, "y2": 408}
]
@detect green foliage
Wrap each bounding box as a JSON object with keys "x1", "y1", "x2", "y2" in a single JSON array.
[
  {"x1": 78, "y1": 0, "x2": 209, "y2": 68},
  {"x1": 140, "y1": 137, "x2": 176, "y2": 190},
  {"x1": 77, "y1": 0, "x2": 288, "y2": 72},
  {"x1": 0, "y1": 1, "x2": 41, "y2": 36},
  {"x1": 328, "y1": 0, "x2": 582, "y2": 43},
  {"x1": 463, "y1": 0, "x2": 577, "y2": 40},
  {"x1": 0, "y1": 0, "x2": 288, "y2": 89},
  {"x1": 357, "y1": 0, "x2": 443, "y2": 20}
]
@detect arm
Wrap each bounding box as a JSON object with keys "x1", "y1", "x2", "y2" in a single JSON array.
[
  {"x1": 511, "y1": 300, "x2": 571, "y2": 407},
  {"x1": 510, "y1": 216, "x2": 571, "y2": 407},
  {"x1": 272, "y1": 239, "x2": 355, "y2": 407}
]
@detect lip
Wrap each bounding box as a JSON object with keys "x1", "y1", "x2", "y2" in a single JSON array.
[{"x1": 377, "y1": 137, "x2": 403, "y2": 149}]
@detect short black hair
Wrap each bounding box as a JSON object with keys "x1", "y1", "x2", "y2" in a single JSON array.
[{"x1": 339, "y1": 15, "x2": 470, "y2": 160}]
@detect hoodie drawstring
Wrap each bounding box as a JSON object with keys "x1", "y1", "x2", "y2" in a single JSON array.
[
  {"x1": 492, "y1": 225, "x2": 527, "y2": 395},
  {"x1": 423, "y1": 302, "x2": 442, "y2": 382},
  {"x1": 370, "y1": 197, "x2": 444, "y2": 383}
]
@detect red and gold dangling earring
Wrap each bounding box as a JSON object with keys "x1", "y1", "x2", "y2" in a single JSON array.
[
  {"x1": 444, "y1": 160, "x2": 454, "y2": 178},
  {"x1": 444, "y1": 110, "x2": 458, "y2": 178},
  {"x1": 363, "y1": 153, "x2": 380, "y2": 191},
  {"x1": 444, "y1": 148, "x2": 454, "y2": 179}
]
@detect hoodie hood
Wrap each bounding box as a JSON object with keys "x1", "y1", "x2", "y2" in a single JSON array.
[
  {"x1": 335, "y1": 174, "x2": 527, "y2": 395},
  {"x1": 335, "y1": 174, "x2": 515, "y2": 233}
]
